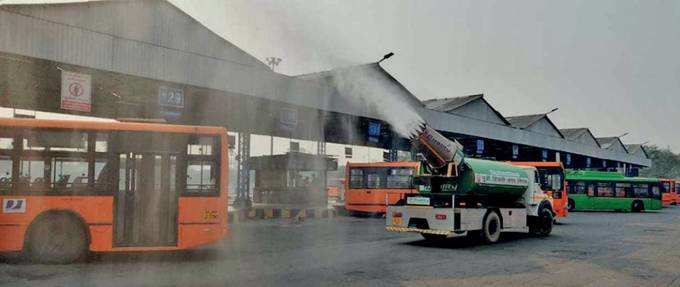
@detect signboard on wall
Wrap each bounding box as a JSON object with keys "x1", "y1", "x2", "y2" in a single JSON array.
[
  {"x1": 367, "y1": 121, "x2": 381, "y2": 143},
  {"x1": 60, "y1": 71, "x2": 91, "y2": 112},
  {"x1": 158, "y1": 86, "x2": 184, "y2": 108},
  {"x1": 158, "y1": 86, "x2": 184, "y2": 118},
  {"x1": 279, "y1": 107, "x2": 298, "y2": 131},
  {"x1": 476, "y1": 139, "x2": 484, "y2": 155}
]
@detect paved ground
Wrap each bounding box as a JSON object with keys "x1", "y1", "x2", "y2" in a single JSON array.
[{"x1": 1, "y1": 208, "x2": 680, "y2": 287}]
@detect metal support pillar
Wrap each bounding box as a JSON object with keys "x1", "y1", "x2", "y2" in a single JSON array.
[
  {"x1": 317, "y1": 140, "x2": 326, "y2": 155},
  {"x1": 317, "y1": 139, "x2": 328, "y2": 206},
  {"x1": 236, "y1": 132, "x2": 251, "y2": 208},
  {"x1": 387, "y1": 148, "x2": 398, "y2": 162}
]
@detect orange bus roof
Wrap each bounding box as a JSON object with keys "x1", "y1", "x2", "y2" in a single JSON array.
[
  {"x1": 0, "y1": 117, "x2": 227, "y2": 135},
  {"x1": 347, "y1": 161, "x2": 419, "y2": 168}
]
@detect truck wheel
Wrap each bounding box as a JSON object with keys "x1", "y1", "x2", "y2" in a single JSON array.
[
  {"x1": 481, "y1": 211, "x2": 501, "y2": 244},
  {"x1": 631, "y1": 200, "x2": 645, "y2": 212},
  {"x1": 421, "y1": 233, "x2": 447, "y2": 241},
  {"x1": 26, "y1": 213, "x2": 88, "y2": 264},
  {"x1": 567, "y1": 199, "x2": 575, "y2": 212},
  {"x1": 530, "y1": 208, "x2": 553, "y2": 237}
]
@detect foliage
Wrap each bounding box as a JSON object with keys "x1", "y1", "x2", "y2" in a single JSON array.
[{"x1": 639, "y1": 145, "x2": 680, "y2": 178}]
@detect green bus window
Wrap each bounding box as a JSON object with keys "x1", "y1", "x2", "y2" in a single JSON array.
[
  {"x1": 651, "y1": 185, "x2": 661, "y2": 199},
  {"x1": 633, "y1": 184, "x2": 649, "y2": 198},
  {"x1": 572, "y1": 181, "x2": 586, "y2": 194},
  {"x1": 587, "y1": 183, "x2": 595, "y2": 196},
  {"x1": 615, "y1": 183, "x2": 631, "y2": 198},
  {"x1": 596, "y1": 182, "x2": 614, "y2": 197}
]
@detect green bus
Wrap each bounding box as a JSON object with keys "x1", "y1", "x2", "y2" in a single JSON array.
[{"x1": 565, "y1": 170, "x2": 662, "y2": 212}]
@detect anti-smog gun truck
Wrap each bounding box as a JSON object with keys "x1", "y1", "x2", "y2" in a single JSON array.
[{"x1": 386, "y1": 125, "x2": 554, "y2": 243}]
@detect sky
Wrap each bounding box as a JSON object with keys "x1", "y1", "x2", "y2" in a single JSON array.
[
  {"x1": 168, "y1": 0, "x2": 680, "y2": 151},
  {"x1": 3, "y1": 0, "x2": 679, "y2": 152}
]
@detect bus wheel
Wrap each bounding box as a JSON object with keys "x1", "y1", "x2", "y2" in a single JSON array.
[
  {"x1": 567, "y1": 199, "x2": 575, "y2": 212},
  {"x1": 421, "y1": 233, "x2": 447, "y2": 241},
  {"x1": 481, "y1": 211, "x2": 501, "y2": 244},
  {"x1": 530, "y1": 207, "x2": 553, "y2": 237},
  {"x1": 26, "y1": 213, "x2": 88, "y2": 264},
  {"x1": 631, "y1": 200, "x2": 645, "y2": 213}
]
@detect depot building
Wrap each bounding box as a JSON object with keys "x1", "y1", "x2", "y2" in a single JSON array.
[{"x1": 0, "y1": 0, "x2": 651, "y2": 202}]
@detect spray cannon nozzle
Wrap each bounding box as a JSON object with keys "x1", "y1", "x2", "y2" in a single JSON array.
[
  {"x1": 407, "y1": 122, "x2": 429, "y2": 142},
  {"x1": 412, "y1": 124, "x2": 465, "y2": 171}
]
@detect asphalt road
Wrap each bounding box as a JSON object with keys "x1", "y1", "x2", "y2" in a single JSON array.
[{"x1": 2, "y1": 208, "x2": 680, "y2": 287}]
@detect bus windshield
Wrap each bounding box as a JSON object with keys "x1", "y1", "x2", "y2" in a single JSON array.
[
  {"x1": 537, "y1": 167, "x2": 563, "y2": 192},
  {"x1": 661, "y1": 182, "x2": 671, "y2": 193}
]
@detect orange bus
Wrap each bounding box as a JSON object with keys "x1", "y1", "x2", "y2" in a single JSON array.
[
  {"x1": 660, "y1": 178, "x2": 676, "y2": 207},
  {"x1": 675, "y1": 182, "x2": 680, "y2": 205},
  {"x1": 509, "y1": 162, "x2": 568, "y2": 219},
  {"x1": 0, "y1": 117, "x2": 228, "y2": 263},
  {"x1": 345, "y1": 161, "x2": 419, "y2": 214}
]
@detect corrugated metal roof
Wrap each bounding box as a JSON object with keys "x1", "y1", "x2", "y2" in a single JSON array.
[
  {"x1": 421, "y1": 94, "x2": 510, "y2": 125},
  {"x1": 506, "y1": 114, "x2": 545, "y2": 129},
  {"x1": 596, "y1": 137, "x2": 617, "y2": 149},
  {"x1": 560, "y1": 128, "x2": 588, "y2": 140},
  {"x1": 422, "y1": 94, "x2": 482, "y2": 112},
  {"x1": 626, "y1": 144, "x2": 649, "y2": 157},
  {"x1": 596, "y1": 137, "x2": 628, "y2": 153}
]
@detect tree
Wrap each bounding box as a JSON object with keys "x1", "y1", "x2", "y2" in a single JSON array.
[{"x1": 639, "y1": 145, "x2": 680, "y2": 179}]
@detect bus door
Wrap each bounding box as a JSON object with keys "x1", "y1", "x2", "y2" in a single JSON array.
[{"x1": 114, "y1": 134, "x2": 180, "y2": 247}]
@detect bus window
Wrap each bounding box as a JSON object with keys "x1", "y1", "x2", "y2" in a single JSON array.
[
  {"x1": 569, "y1": 181, "x2": 587, "y2": 194},
  {"x1": 365, "y1": 171, "x2": 383, "y2": 188},
  {"x1": 651, "y1": 185, "x2": 661, "y2": 199},
  {"x1": 661, "y1": 182, "x2": 671, "y2": 193},
  {"x1": 349, "y1": 168, "x2": 364, "y2": 188},
  {"x1": 0, "y1": 133, "x2": 13, "y2": 150},
  {"x1": 0, "y1": 131, "x2": 13, "y2": 194},
  {"x1": 596, "y1": 182, "x2": 614, "y2": 197},
  {"x1": 615, "y1": 183, "x2": 631, "y2": 197},
  {"x1": 51, "y1": 157, "x2": 89, "y2": 193},
  {"x1": 587, "y1": 183, "x2": 595, "y2": 196},
  {"x1": 18, "y1": 159, "x2": 42, "y2": 191},
  {"x1": 0, "y1": 155, "x2": 11, "y2": 193},
  {"x1": 633, "y1": 184, "x2": 650, "y2": 198},
  {"x1": 24, "y1": 129, "x2": 88, "y2": 152},
  {"x1": 386, "y1": 167, "x2": 413, "y2": 188},
  {"x1": 186, "y1": 136, "x2": 218, "y2": 195},
  {"x1": 93, "y1": 133, "x2": 113, "y2": 193}
]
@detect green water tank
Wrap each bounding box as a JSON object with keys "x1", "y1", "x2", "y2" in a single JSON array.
[{"x1": 420, "y1": 158, "x2": 530, "y2": 202}]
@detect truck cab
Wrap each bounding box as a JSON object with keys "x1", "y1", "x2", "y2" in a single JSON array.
[{"x1": 509, "y1": 162, "x2": 567, "y2": 219}]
